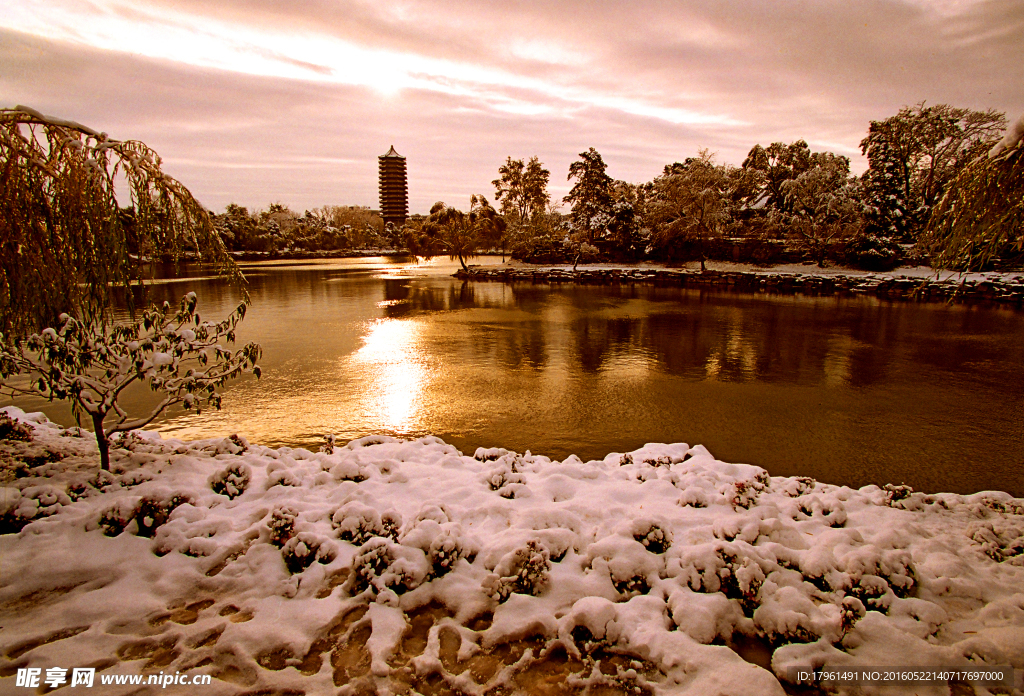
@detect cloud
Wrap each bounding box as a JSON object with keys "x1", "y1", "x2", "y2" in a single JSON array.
[{"x1": 1, "y1": 0, "x2": 1021, "y2": 214}]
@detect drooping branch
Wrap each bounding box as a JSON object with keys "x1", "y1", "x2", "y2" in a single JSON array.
[
  {"x1": 923, "y1": 113, "x2": 1024, "y2": 272},
  {"x1": 0, "y1": 106, "x2": 246, "y2": 338}
]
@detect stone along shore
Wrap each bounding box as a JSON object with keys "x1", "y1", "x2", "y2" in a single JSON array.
[{"x1": 455, "y1": 267, "x2": 1024, "y2": 306}]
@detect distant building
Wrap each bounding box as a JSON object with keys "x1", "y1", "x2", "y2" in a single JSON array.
[{"x1": 378, "y1": 146, "x2": 408, "y2": 228}]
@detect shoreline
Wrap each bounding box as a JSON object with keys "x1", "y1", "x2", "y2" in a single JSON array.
[{"x1": 455, "y1": 265, "x2": 1024, "y2": 308}]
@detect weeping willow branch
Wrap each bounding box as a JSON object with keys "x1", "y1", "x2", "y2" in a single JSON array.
[
  {"x1": 923, "y1": 113, "x2": 1024, "y2": 272},
  {"x1": 0, "y1": 106, "x2": 246, "y2": 337}
]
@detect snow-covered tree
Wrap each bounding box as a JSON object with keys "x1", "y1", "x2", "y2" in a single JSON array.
[
  {"x1": 0, "y1": 293, "x2": 261, "y2": 471},
  {"x1": 859, "y1": 103, "x2": 1005, "y2": 241},
  {"x1": 649, "y1": 151, "x2": 732, "y2": 270},
  {"x1": 492, "y1": 156, "x2": 551, "y2": 255},
  {"x1": 741, "y1": 139, "x2": 818, "y2": 212},
  {"x1": 776, "y1": 155, "x2": 865, "y2": 266},
  {"x1": 419, "y1": 196, "x2": 505, "y2": 271},
  {"x1": 564, "y1": 148, "x2": 614, "y2": 244}
]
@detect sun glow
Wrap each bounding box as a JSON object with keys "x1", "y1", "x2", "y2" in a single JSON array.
[{"x1": 3, "y1": 1, "x2": 743, "y2": 125}]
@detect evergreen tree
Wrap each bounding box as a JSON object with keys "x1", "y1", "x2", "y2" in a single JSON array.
[{"x1": 564, "y1": 148, "x2": 613, "y2": 244}]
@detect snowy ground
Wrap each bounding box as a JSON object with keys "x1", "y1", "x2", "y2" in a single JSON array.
[{"x1": 1, "y1": 407, "x2": 1023, "y2": 695}]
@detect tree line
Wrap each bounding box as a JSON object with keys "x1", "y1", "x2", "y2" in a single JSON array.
[
  {"x1": 401, "y1": 103, "x2": 1018, "y2": 271},
  {"x1": 209, "y1": 102, "x2": 1021, "y2": 273}
]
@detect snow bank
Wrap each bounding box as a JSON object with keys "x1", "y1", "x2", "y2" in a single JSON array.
[{"x1": 1, "y1": 407, "x2": 1022, "y2": 695}]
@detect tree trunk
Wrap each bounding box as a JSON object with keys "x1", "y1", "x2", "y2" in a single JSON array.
[
  {"x1": 92, "y1": 412, "x2": 110, "y2": 471},
  {"x1": 697, "y1": 232, "x2": 706, "y2": 272},
  {"x1": 458, "y1": 252, "x2": 468, "y2": 272}
]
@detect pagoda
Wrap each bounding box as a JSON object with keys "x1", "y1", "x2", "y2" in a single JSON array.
[{"x1": 378, "y1": 146, "x2": 408, "y2": 227}]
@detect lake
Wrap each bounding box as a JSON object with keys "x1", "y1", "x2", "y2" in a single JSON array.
[{"x1": 9, "y1": 256, "x2": 1024, "y2": 497}]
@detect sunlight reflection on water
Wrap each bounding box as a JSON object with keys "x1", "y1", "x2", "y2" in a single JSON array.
[{"x1": 349, "y1": 319, "x2": 427, "y2": 433}]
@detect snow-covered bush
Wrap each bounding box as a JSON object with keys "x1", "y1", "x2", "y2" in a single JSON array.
[
  {"x1": 0, "y1": 412, "x2": 32, "y2": 441},
  {"x1": 613, "y1": 573, "x2": 651, "y2": 598},
  {"x1": 332, "y1": 502, "x2": 401, "y2": 545},
  {"x1": 89, "y1": 469, "x2": 117, "y2": 491},
  {"x1": 679, "y1": 487, "x2": 709, "y2": 508},
  {"x1": 731, "y1": 480, "x2": 761, "y2": 510},
  {"x1": 474, "y1": 447, "x2": 510, "y2": 462},
  {"x1": 118, "y1": 469, "x2": 154, "y2": 488},
  {"x1": 487, "y1": 539, "x2": 551, "y2": 602},
  {"x1": 728, "y1": 470, "x2": 771, "y2": 510},
  {"x1": 268, "y1": 506, "x2": 298, "y2": 548},
  {"x1": 266, "y1": 460, "x2": 302, "y2": 488},
  {"x1": 97, "y1": 492, "x2": 189, "y2": 538},
  {"x1": 0, "y1": 485, "x2": 70, "y2": 533},
  {"x1": 218, "y1": 434, "x2": 249, "y2": 455},
  {"x1": 883, "y1": 483, "x2": 914, "y2": 507},
  {"x1": 795, "y1": 496, "x2": 848, "y2": 528},
  {"x1": 98, "y1": 498, "x2": 140, "y2": 536},
  {"x1": 67, "y1": 480, "x2": 94, "y2": 502},
  {"x1": 347, "y1": 537, "x2": 426, "y2": 595},
  {"x1": 329, "y1": 460, "x2": 368, "y2": 483},
  {"x1": 782, "y1": 477, "x2": 815, "y2": 497},
  {"x1": 969, "y1": 519, "x2": 1024, "y2": 564},
  {"x1": 319, "y1": 434, "x2": 336, "y2": 454},
  {"x1": 716, "y1": 550, "x2": 765, "y2": 614},
  {"x1": 209, "y1": 462, "x2": 251, "y2": 499},
  {"x1": 675, "y1": 544, "x2": 766, "y2": 615},
  {"x1": 281, "y1": 532, "x2": 336, "y2": 574},
  {"x1": 485, "y1": 462, "x2": 526, "y2": 498},
  {"x1": 633, "y1": 521, "x2": 672, "y2": 554},
  {"x1": 427, "y1": 527, "x2": 468, "y2": 579},
  {"x1": 134, "y1": 494, "x2": 190, "y2": 538}
]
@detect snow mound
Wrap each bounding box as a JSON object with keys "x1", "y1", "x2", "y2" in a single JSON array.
[{"x1": 1, "y1": 407, "x2": 1022, "y2": 695}]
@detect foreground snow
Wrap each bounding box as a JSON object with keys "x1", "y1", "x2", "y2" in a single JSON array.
[{"x1": 1, "y1": 407, "x2": 1022, "y2": 695}]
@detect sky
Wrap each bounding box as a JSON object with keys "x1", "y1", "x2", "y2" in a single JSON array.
[{"x1": 2, "y1": 0, "x2": 1022, "y2": 215}]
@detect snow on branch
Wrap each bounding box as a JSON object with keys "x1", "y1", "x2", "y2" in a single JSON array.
[{"x1": 0, "y1": 293, "x2": 261, "y2": 470}]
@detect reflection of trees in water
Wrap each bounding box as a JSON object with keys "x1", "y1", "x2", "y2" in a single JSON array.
[
  {"x1": 381, "y1": 280, "x2": 516, "y2": 317},
  {"x1": 538, "y1": 288, "x2": 1021, "y2": 387},
  {"x1": 642, "y1": 296, "x2": 891, "y2": 386},
  {"x1": 232, "y1": 272, "x2": 1023, "y2": 389}
]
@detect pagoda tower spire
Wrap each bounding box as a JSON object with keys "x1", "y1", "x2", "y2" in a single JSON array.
[{"x1": 378, "y1": 146, "x2": 408, "y2": 228}]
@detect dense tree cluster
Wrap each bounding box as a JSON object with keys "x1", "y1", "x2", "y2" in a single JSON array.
[
  {"x1": 485, "y1": 103, "x2": 1018, "y2": 272},
  {"x1": 213, "y1": 203, "x2": 392, "y2": 254}
]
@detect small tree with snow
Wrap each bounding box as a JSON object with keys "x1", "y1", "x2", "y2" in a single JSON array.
[{"x1": 0, "y1": 293, "x2": 261, "y2": 470}]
